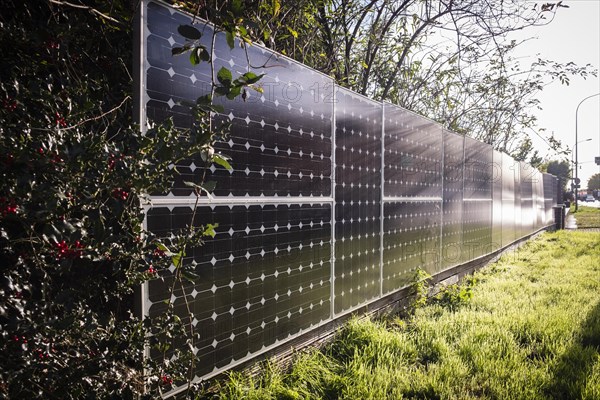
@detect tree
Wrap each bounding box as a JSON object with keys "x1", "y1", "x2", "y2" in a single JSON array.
[
  {"x1": 237, "y1": 0, "x2": 596, "y2": 158},
  {"x1": 588, "y1": 173, "x2": 600, "y2": 191},
  {"x1": 545, "y1": 160, "x2": 571, "y2": 191}
]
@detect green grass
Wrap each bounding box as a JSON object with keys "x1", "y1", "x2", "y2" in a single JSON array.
[
  {"x1": 209, "y1": 231, "x2": 600, "y2": 400},
  {"x1": 570, "y1": 205, "x2": 600, "y2": 228}
]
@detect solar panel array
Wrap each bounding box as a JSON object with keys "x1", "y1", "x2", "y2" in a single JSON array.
[{"x1": 139, "y1": 1, "x2": 559, "y2": 394}]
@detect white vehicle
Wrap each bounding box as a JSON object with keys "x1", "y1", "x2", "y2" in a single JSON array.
[{"x1": 585, "y1": 194, "x2": 595, "y2": 202}]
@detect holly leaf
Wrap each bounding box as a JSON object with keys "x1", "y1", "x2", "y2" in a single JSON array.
[
  {"x1": 156, "y1": 243, "x2": 173, "y2": 256},
  {"x1": 171, "y1": 250, "x2": 185, "y2": 267}
]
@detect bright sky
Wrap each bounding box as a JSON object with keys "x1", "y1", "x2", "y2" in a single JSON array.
[{"x1": 512, "y1": 0, "x2": 600, "y2": 187}]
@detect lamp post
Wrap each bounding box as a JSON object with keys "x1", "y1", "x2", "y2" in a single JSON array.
[
  {"x1": 575, "y1": 92, "x2": 600, "y2": 211},
  {"x1": 572, "y1": 137, "x2": 592, "y2": 190}
]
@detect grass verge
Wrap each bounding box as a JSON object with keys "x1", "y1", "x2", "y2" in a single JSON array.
[
  {"x1": 570, "y1": 205, "x2": 600, "y2": 229},
  {"x1": 208, "y1": 231, "x2": 600, "y2": 400}
]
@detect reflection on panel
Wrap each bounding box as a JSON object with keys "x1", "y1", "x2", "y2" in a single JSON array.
[
  {"x1": 146, "y1": 1, "x2": 333, "y2": 197},
  {"x1": 513, "y1": 159, "x2": 522, "y2": 240},
  {"x1": 442, "y1": 130, "x2": 463, "y2": 268},
  {"x1": 383, "y1": 104, "x2": 442, "y2": 198},
  {"x1": 501, "y1": 153, "x2": 516, "y2": 247},
  {"x1": 334, "y1": 88, "x2": 382, "y2": 314},
  {"x1": 520, "y1": 162, "x2": 535, "y2": 237},
  {"x1": 462, "y1": 137, "x2": 492, "y2": 260},
  {"x1": 491, "y1": 150, "x2": 503, "y2": 251},
  {"x1": 146, "y1": 204, "x2": 332, "y2": 377},
  {"x1": 534, "y1": 170, "x2": 545, "y2": 229},
  {"x1": 383, "y1": 201, "x2": 441, "y2": 293},
  {"x1": 543, "y1": 173, "x2": 557, "y2": 224}
]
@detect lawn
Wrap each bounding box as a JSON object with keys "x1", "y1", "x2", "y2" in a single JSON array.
[
  {"x1": 209, "y1": 231, "x2": 600, "y2": 400},
  {"x1": 570, "y1": 205, "x2": 600, "y2": 229}
]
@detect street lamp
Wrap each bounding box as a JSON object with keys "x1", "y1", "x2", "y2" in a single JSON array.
[
  {"x1": 571, "y1": 137, "x2": 593, "y2": 173},
  {"x1": 575, "y1": 92, "x2": 600, "y2": 211}
]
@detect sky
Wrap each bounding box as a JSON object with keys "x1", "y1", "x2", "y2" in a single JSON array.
[{"x1": 511, "y1": 0, "x2": 600, "y2": 188}]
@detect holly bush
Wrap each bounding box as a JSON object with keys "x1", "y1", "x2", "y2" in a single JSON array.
[{"x1": 0, "y1": 1, "x2": 251, "y2": 398}]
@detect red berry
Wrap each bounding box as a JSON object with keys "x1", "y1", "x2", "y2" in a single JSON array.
[
  {"x1": 54, "y1": 112, "x2": 67, "y2": 127},
  {"x1": 112, "y1": 188, "x2": 129, "y2": 200}
]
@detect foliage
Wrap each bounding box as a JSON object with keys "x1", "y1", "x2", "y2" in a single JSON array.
[
  {"x1": 588, "y1": 173, "x2": 600, "y2": 191},
  {"x1": 545, "y1": 160, "x2": 571, "y2": 191},
  {"x1": 409, "y1": 268, "x2": 432, "y2": 311},
  {"x1": 432, "y1": 276, "x2": 478, "y2": 311},
  {"x1": 214, "y1": 231, "x2": 600, "y2": 399},
  {"x1": 0, "y1": 0, "x2": 263, "y2": 398},
  {"x1": 208, "y1": 0, "x2": 596, "y2": 160}
]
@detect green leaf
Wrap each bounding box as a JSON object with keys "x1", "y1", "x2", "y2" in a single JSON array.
[
  {"x1": 225, "y1": 31, "x2": 235, "y2": 49},
  {"x1": 199, "y1": 48, "x2": 210, "y2": 61},
  {"x1": 238, "y1": 72, "x2": 264, "y2": 85},
  {"x1": 286, "y1": 26, "x2": 298, "y2": 39},
  {"x1": 203, "y1": 180, "x2": 217, "y2": 192},
  {"x1": 184, "y1": 180, "x2": 217, "y2": 195},
  {"x1": 213, "y1": 153, "x2": 233, "y2": 171},
  {"x1": 226, "y1": 85, "x2": 242, "y2": 100},
  {"x1": 204, "y1": 223, "x2": 217, "y2": 238},
  {"x1": 156, "y1": 243, "x2": 173, "y2": 255},
  {"x1": 178, "y1": 25, "x2": 202, "y2": 40},
  {"x1": 172, "y1": 250, "x2": 185, "y2": 267},
  {"x1": 214, "y1": 86, "x2": 230, "y2": 97},
  {"x1": 181, "y1": 269, "x2": 199, "y2": 282},
  {"x1": 171, "y1": 46, "x2": 189, "y2": 55},
  {"x1": 189, "y1": 48, "x2": 200, "y2": 66},
  {"x1": 231, "y1": 0, "x2": 243, "y2": 16},
  {"x1": 217, "y1": 67, "x2": 232, "y2": 86},
  {"x1": 196, "y1": 94, "x2": 212, "y2": 106},
  {"x1": 272, "y1": 0, "x2": 281, "y2": 16}
]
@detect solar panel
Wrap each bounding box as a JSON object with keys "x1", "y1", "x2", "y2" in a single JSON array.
[{"x1": 138, "y1": 0, "x2": 560, "y2": 391}]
